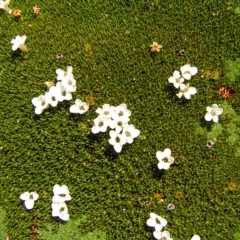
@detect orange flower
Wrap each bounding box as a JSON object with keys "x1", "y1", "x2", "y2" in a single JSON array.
[
  {"x1": 150, "y1": 42, "x2": 163, "y2": 52},
  {"x1": 33, "y1": 6, "x2": 40, "y2": 16},
  {"x1": 12, "y1": 9, "x2": 22, "y2": 17}
]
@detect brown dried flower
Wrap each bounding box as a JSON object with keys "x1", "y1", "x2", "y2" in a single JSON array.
[
  {"x1": 12, "y1": 9, "x2": 22, "y2": 17},
  {"x1": 44, "y1": 81, "x2": 55, "y2": 89},
  {"x1": 33, "y1": 6, "x2": 40, "y2": 16},
  {"x1": 150, "y1": 42, "x2": 163, "y2": 53}
]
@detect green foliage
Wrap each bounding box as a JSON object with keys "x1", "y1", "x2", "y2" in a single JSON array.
[
  {"x1": 234, "y1": 232, "x2": 240, "y2": 240},
  {"x1": 0, "y1": 0, "x2": 240, "y2": 239},
  {"x1": 225, "y1": 58, "x2": 240, "y2": 83},
  {"x1": 0, "y1": 208, "x2": 7, "y2": 239},
  {"x1": 39, "y1": 217, "x2": 106, "y2": 240},
  {"x1": 234, "y1": 7, "x2": 240, "y2": 15}
]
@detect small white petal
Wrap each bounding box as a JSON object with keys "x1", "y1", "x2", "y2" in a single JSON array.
[
  {"x1": 205, "y1": 113, "x2": 213, "y2": 121},
  {"x1": 24, "y1": 200, "x2": 34, "y2": 210}
]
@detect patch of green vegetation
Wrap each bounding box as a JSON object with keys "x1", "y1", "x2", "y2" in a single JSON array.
[
  {"x1": 0, "y1": 207, "x2": 7, "y2": 239},
  {"x1": 0, "y1": 0, "x2": 240, "y2": 239},
  {"x1": 225, "y1": 58, "x2": 240, "y2": 83},
  {"x1": 39, "y1": 217, "x2": 106, "y2": 240}
]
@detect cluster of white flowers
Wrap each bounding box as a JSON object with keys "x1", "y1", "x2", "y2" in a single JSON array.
[
  {"x1": 20, "y1": 185, "x2": 71, "y2": 221},
  {"x1": 51, "y1": 184, "x2": 72, "y2": 221},
  {"x1": 146, "y1": 213, "x2": 172, "y2": 239},
  {"x1": 0, "y1": 0, "x2": 12, "y2": 14},
  {"x1": 20, "y1": 191, "x2": 39, "y2": 210},
  {"x1": 147, "y1": 212, "x2": 201, "y2": 240},
  {"x1": 31, "y1": 66, "x2": 89, "y2": 115},
  {"x1": 156, "y1": 148, "x2": 175, "y2": 170},
  {"x1": 168, "y1": 64, "x2": 197, "y2": 99},
  {"x1": 91, "y1": 103, "x2": 140, "y2": 153}
]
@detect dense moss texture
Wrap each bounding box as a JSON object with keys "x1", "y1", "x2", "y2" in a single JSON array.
[{"x1": 0, "y1": 0, "x2": 240, "y2": 239}]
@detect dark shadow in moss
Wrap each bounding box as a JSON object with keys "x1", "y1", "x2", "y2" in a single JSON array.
[
  {"x1": 199, "y1": 116, "x2": 214, "y2": 131},
  {"x1": 150, "y1": 163, "x2": 165, "y2": 180}
]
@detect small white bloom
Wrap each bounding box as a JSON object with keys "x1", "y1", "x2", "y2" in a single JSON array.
[
  {"x1": 0, "y1": 0, "x2": 12, "y2": 13},
  {"x1": 96, "y1": 104, "x2": 115, "y2": 119},
  {"x1": 176, "y1": 83, "x2": 197, "y2": 99},
  {"x1": 61, "y1": 75, "x2": 76, "y2": 92},
  {"x1": 56, "y1": 66, "x2": 73, "y2": 82},
  {"x1": 180, "y1": 64, "x2": 198, "y2": 80},
  {"x1": 45, "y1": 86, "x2": 59, "y2": 107},
  {"x1": 168, "y1": 70, "x2": 185, "y2": 88},
  {"x1": 122, "y1": 124, "x2": 140, "y2": 144},
  {"x1": 111, "y1": 103, "x2": 131, "y2": 123},
  {"x1": 153, "y1": 230, "x2": 173, "y2": 240},
  {"x1": 156, "y1": 148, "x2": 174, "y2": 170},
  {"x1": 51, "y1": 202, "x2": 69, "y2": 221},
  {"x1": 191, "y1": 235, "x2": 201, "y2": 240},
  {"x1": 20, "y1": 191, "x2": 39, "y2": 210},
  {"x1": 55, "y1": 82, "x2": 72, "y2": 102},
  {"x1": 109, "y1": 118, "x2": 129, "y2": 132},
  {"x1": 109, "y1": 130, "x2": 127, "y2": 153},
  {"x1": 31, "y1": 94, "x2": 49, "y2": 114},
  {"x1": 92, "y1": 116, "x2": 111, "y2": 134},
  {"x1": 146, "y1": 212, "x2": 167, "y2": 232},
  {"x1": 52, "y1": 184, "x2": 71, "y2": 203},
  {"x1": 11, "y1": 35, "x2": 27, "y2": 51},
  {"x1": 204, "y1": 104, "x2": 223, "y2": 122},
  {"x1": 70, "y1": 99, "x2": 89, "y2": 114}
]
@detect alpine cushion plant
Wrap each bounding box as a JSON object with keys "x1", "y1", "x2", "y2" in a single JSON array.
[
  {"x1": 20, "y1": 191, "x2": 39, "y2": 210},
  {"x1": 11, "y1": 35, "x2": 27, "y2": 52},
  {"x1": 156, "y1": 148, "x2": 175, "y2": 170},
  {"x1": 204, "y1": 104, "x2": 223, "y2": 122}
]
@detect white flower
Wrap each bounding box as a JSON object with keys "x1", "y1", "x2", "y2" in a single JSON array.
[
  {"x1": 45, "y1": 86, "x2": 59, "y2": 107},
  {"x1": 180, "y1": 64, "x2": 198, "y2": 80},
  {"x1": 96, "y1": 104, "x2": 115, "y2": 119},
  {"x1": 153, "y1": 230, "x2": 173, "y2": 240},
  {"x1": 191, "y1": 235, "x2": 201, "y2": 240},
  {"x1": 70, "y1": 99, "x2": 89, "y2": 114},
  {"x1": 11, "y1": 35, "x2": 27, "y2": 52},
  {"x1": 56, "y1": 66, "x2": 73, "y2": 82},
  {"x1": 122, "y1": 124, "x2": 140, "y2": 144},
  {"x1": 204, "y1": 104, "x2": 223, "y2": 122},
  {"x1": 61, "y1": 75, "x2": 76, "y2": 92},
  {"x1": 32, "y1": 94, "x2": 49, "y2": 114},
  {"x1": 168, "y1": 70, "x2": 185, "y2": 88},
  {"x1": 20, "y1": 191, "x2": 39, "y2": 210},
  {"x1": 156, "y1": 148, "x2": 174, "y2": 170},
  {"x1": 52, "y1": 184, "x2": 71, "y2": 203},
  {"x1": 91, "y1": 116, "x2": 111, "y2": 134},
  {"x1": 51, "y1": 202, "x2": 69, "y2": 221},
  {"x1": 111, "y1": 103, "x2": 131, "y2": 123},
  {"x1": 0, "y1": 0, "x2": 12, "y2": 13},
  {"x1": 109, "y1": 130, "x2": 127, "y2": 153},
  {"x1": 109, "y1": 118, "x2": 129, "y2": 132},
  {"x1": 55, "y1": 82, "x2": 72, "y2": 102},
  {"x1": 146, "y1": 212, "x2": 167, "y2": 232},
  {"x1": 176, "y1": 83, "x2": 197, "y2": 99}
]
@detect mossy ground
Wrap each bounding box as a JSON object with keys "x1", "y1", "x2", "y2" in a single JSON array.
[{"x1": 0, "y1": 0, "x2": 240, "y2": 239}]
